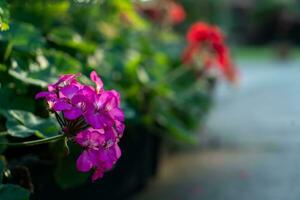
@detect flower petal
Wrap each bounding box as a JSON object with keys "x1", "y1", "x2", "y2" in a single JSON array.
[
  {"x1": 92, "y1": 168, "x2": 104, "y2": 182},
  {"x1": 76, "y1": 128, "x2": 106, "y2": 148},
  {"x1": 60, "y1": 84, "x2": 80, "y2": 99},
  {"x1": 35, "y1": 91, "x2": 51, "y2": 99},
  {"x1": 55, "y1": 74, "x2": 78, "y2": 86},
  {"x1": 63, "y1": 107, "x2": 82, "y2": 120},
  {"x1": 76, "y1": 150, "x2": 96, "y2": 172},
  {"x1": 53, "y1": 100, "x2": 72, "y2": 111},
  {"x1": 110, "y1": 108, "x2": 124, "y2": 122},
  {"x1": 114, "y1": 144, "x2": 122, "y2": 159},
  {"x1": 84, "y1": 112, "x2": 112, "y2": 129},
  {"x1": 115, "y1": 121, "x2": 125, "y2": 137},
  {"x1": 90, "y1": 71, "x2": 103, "y2": 93},
  {"x1": 110, "y1": 90, "x2": 121, "y2": 106}
]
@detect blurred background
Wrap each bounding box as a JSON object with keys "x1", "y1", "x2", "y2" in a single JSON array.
[
  {"x1": 135, "y1": 0, "x2": 300, "y2": 200},
  {"x1": 0, "y1": 0, "x2": 300, "y2": 199}
]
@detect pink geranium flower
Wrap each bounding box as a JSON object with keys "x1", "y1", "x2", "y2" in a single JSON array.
[
  {"x1": 76, "y1": 128, "x2": 121, "y2": 181},
  {"x1": 36, "y1": 71, "x2": 125, "y2": 181}
]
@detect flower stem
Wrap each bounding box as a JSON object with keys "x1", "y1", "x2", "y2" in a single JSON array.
[
  {"x1": 55, "y1": 112, "x2": 66, "y2": 128},
  {"x1": 0, "y1": 134, "x2": 66, "y2": 147}
]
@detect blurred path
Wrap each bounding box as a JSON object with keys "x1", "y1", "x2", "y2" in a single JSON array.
[{"x1": 134, "y1": 59, "x2": 300, "y2": 200}]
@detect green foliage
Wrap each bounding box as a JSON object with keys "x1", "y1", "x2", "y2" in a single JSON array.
[
  {"x1": 8, "y1": 49, "x2": 82, "y2": 88},
  {"x1": 0, "y1": 0, "x2": 215, "y2": 191},
  {"x1": 0, "y1": 110, "x2": 59, "y2": 138},
  {"x1": 48, "y1": 27, "x2": 97, "y2": 55},
  {"x1": 0, "y1": 22, "x2": 45, "y2": 52}
]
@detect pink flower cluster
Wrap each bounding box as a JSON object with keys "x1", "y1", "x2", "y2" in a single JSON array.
[{"x1": 35, "y1": 71, "x2": 125, "y2": 181}]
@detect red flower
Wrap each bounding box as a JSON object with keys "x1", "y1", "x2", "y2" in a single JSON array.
[
  {"x1": 183, "y1": 22, "x2": 238, "y2": 82},
  {"x1": 168, "y1": 1, "x2": 186, "y2": 25}
]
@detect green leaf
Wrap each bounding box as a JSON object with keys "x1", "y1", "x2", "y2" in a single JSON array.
[
  {"x1": 8, "y1": 49, "x2": 81, "y2": 87},
  {"x1": 8, "y1": 69, "x2": 48, "y2": 87},
  {"x1": 0, "y1": 184, "x2": 30, "y2": 200},
  {"x1": 1, "y1": 110, "x2": 59, "y2": 138},
  {"x1": 0, "y1": 22, "x2": 45, "y2": 51},
  {"x1": 44, "y1": 49, "x2": 82, "y2": 74},
  {"x1": 48, "y1": 27, "x2": 97, "y2": 54}
]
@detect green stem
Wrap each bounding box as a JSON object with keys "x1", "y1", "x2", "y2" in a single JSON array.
[{"x1": 0, "y1": 134, "x2": 65, "y2": 147}]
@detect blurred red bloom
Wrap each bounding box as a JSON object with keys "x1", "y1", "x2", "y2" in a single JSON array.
[
  {"x1": 168, "y1": 1, "x2": 186, "y2": 24},
  {"x1": 183, "y1": 22, "x2": 238, "y2": 82}
]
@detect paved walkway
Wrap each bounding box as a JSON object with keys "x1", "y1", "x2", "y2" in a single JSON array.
[{"x1": 134, "y1": 59, "x2": 300, "y2": 200}]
